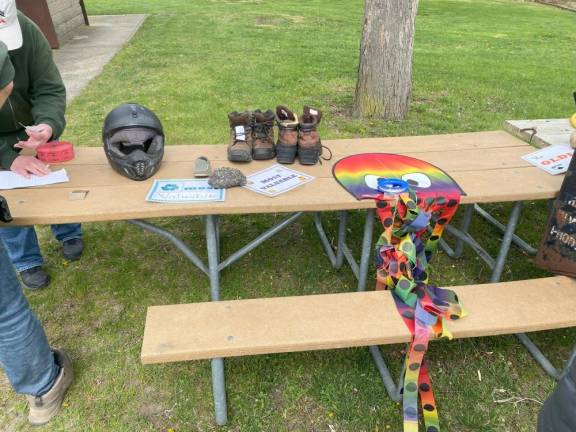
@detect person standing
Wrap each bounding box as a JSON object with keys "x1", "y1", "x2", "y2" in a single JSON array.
[
  {"x1": 0, "y1": 39, "x2": 73, "y2": 426},
  {"x1": 537, "y1": 350, "x2": 576, "y2": 431},
  {"x1": 0, "y1": 0, "x2": 83, "y2": 289}
]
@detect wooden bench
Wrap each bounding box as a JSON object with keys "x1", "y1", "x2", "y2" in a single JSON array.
[{"x1": 141, "y1": 276, "x2": 576, "y2": 364}]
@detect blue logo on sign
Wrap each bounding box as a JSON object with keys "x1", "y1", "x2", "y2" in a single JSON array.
[{"x1": 161, "y1": 184, "x2": 179, "y2": 191}]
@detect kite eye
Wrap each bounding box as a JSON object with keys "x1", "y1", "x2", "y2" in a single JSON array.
[
  {"x1": 401, "y1": 173, "x2": 432, "y2": 189},
  {"x1": 364, "y1": 174, "x2": 380, "y2": 190}
]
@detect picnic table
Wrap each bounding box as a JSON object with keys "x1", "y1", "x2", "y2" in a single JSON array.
[
  {"x1": 2, "y1": 130, "x2": 563, "y2": 225},
  {"x1": 1, "y1": 130, "x2": 571, "y2": 425}
]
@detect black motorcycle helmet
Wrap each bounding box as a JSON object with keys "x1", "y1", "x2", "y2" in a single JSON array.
[{"x1": 102, "y1": 103, "x2": 165, "y2": 181}]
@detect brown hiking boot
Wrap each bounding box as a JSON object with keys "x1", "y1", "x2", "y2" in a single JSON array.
[
  {"x1": 26, "y1": 348, "x2": 73, "y2": 426},
  {"x1": 228, "y1": 111, "x2": 253, "y2": 162},
  {"x1": 298, "y1": 106, "x2": 323, "y2": 165},
  {"x1": 252, "y1": 109, "x2": 276, "y2": 160},
  {"x1": 275, "y1": 106, "x2": 299, "y2": 164}
]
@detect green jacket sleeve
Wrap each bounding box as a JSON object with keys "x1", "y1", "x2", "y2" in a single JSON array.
[
  {"x1": 0, "y1": 139, "x2": 19, "y2": 170},
  {"x1": 0, "y1": 127, "x2": 27, "y2": 170},
  {"x1": 28, "y1": 23, "x2": 66, "y2": 140}
]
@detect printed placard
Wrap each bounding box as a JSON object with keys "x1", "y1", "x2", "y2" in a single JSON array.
[
  {"x1": 243, "y1": 164, "x2": 314, "y2": 197},
  {"x1": 146, "y1": 179, "x2": 225, "y2": 203},
  {"x1": 522, "y1": 144, "x2": 574, "y2": 175}
]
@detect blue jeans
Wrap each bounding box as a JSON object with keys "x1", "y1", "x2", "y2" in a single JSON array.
[
  {"x1": 0, "y1": 242, "x2": 58, "y2": 396},
  {"x1": 0, "y1": 224, "x2": 82, "y2": 272}
]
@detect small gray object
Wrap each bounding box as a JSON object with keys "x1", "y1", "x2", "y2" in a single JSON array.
[
  {"x1": 208, "y1": 167, "x2": 247, "y2": 189},
  {"x1": 194, "y1": 156, "x2": 212, "y2": 178}
]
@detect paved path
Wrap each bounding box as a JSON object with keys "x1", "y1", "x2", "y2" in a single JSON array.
[{"x1": 52, "y1": 15, "x2": 147, "y2": 102}]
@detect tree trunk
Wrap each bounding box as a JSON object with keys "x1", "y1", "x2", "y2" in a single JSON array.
[{"x1": 353, "y1": 0, "x2": 419, "y2": 120}]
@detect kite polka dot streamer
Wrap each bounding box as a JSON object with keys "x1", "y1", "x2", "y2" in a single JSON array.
[{"x1": 333, "y1": 154, "x2": 466, "y2": 431}]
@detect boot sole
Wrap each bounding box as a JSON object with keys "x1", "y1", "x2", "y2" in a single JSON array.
[
  {"x1": 253, "y1": 148, "x2": 276, "y2": 160},
  {"x1": 20, "y1": 272, "x2": 51, "y2": 290},
  {"x1": 276, "y1": 146, "x2": 297, "y2": 164},
  {"x1": 228, "y1": 149, "x2": 252, "y2": 163},
  {"x1": 298, "y1": 148, "x2": 321, "y2": 165},
  {"x1": 28, "y1": 349, "x2": 73, "y2": 426}
]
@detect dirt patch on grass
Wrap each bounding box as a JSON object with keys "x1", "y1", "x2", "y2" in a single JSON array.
[
  {"x1": 254, "y1": 14, "x2": 306, "y2": 27},
  {"x1": 270, "y1": 387, "x2": 334, "y2": 431},
  {"x1": 137, "y1": 387, "x2": 175, "y2": 429},
  {"x1": 0, "y1": 384, "x2": 23, "y2": 431}
]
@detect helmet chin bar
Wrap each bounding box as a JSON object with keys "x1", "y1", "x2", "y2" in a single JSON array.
[{"x1": 123, "y1": 150, "x2": 154, "y2": 180}]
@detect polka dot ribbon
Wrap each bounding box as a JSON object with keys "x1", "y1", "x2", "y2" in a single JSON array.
[{"x1": 374, "y1": 189, "x2": 466, "y2": 432}]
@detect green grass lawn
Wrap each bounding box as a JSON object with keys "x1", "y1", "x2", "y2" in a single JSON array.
[{"x1": 1, "y1": 0, "x2": 575, "y2": 431}]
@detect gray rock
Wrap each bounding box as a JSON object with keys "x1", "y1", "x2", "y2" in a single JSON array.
[{"x1": 208, "y1": 167, "x2": 247, "y2": 189}]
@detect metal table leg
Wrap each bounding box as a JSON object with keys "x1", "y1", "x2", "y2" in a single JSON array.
[
  {"x1": 440, "y1": 204, "x2": 474, "y2": 259},
  {"x1": 130, "y1": 212, "x2": 325, "y2": 425},
  {"x1": 219, "y1": 212, "x2": 304, "y2": 271},
  {"x1": 483, "y1": 203, "x2": 562, "y2": 379},
  {"x1": 357, "y1": 209, "x2": 375, "y2": 292},
  {"x1": 127, "y1": 219, "x2": 208, "y2": 275},
  {"x1": 474, "y1": 204, "x2": 537, "y2": 256},
  {"x1": 516, "y1": 333, "x2": 560, "y2": 380},
  {"x1": 369, "y1": 346, "x2": 405, "y2": 402},
  {"x1": 314, "y1": 211, "x2": 347, "y2": 270},
  {"x1": 490, "y1": 201, "x2": 524, "y2": 283},
  {"x1": 354, "y1": 209, "x2": 406, "y2": 401},
  {"x1": 439, "y1": 205, "x2": 496, "y2": 269},
  {"x1": 205, "y1": 215, "x2": 228, "y2": 425}
]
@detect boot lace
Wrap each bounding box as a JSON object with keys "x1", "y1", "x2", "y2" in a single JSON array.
[
  {"x1": 318, "y1": 145, "x2": 333, "y2": 165},
  {"x1": 253, "y1": 122, "x2": 273, "y2": 140}
]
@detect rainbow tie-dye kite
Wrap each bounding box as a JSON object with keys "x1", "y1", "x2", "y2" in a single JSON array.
[{"x1": 333, "y1": 153, "x2": 467, "y2": 432}]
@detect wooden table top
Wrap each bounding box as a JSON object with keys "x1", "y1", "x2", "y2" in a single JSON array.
[{"x1": 0, "y1": 131, "x2": 563, "y2": 226}]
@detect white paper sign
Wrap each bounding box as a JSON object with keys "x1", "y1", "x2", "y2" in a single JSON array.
[
  {"x1": 146, "y1": 179, "x2": 225, "y2": 203},
  {"x1": 243, "y1": 164, "x2": 314, "y2": 197},
  {"x1": 0, "y1": 169, "x2": 69, "y2": 190},
  {"x1": 522, "y1": 144, "x2": 574, "y2": 175}
]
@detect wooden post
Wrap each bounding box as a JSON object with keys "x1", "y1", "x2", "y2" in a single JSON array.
[
  {"x1": 16, "y1": 0, "x2": 60, "y2": 48},
  {"x1": 79, "y1": 0, "x2": 89, "y2": 26}
]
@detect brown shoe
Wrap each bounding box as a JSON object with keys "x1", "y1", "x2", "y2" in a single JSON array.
[
  {"x1": 275, "y1": 106, "x2": 299, "y2": 164},
  {"x1": 26, "y1": 348, "x2": 74, "y2": 426},
  {"x1": 298, "y1": 106, "x2": 323, "y2": 165},
  {"x1": 228, "y1": 111, "x2": 253, "y2": 162},
  {"x1": 252, "y1": 109, "x2": 276, "y2": 160}
]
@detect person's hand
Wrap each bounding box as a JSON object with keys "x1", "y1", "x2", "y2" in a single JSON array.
[
  {"x1": 14, "y1": 123, "x2": 53, "y2": 150},
  {"x1": 10, "y1": 155, "x2": 51, "y2": 179}
]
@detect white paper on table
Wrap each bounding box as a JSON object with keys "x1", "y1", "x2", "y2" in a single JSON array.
[
  {"x1": 522, "y1": 144, "x2": 574, "y2": 175},
  {"x1": 146, "y1": 179, "x2": 226, "y2": 203},
  {"x1": 0, "y1": 169, "x2": 69, "y2": 190},
  {"x1": 243, "y1": 164, "x2": 315, "y2": 197}
]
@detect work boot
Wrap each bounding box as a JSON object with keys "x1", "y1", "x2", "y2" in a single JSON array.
[
  {"x1": 26, "y1": 348, "x2": 74, "y2": 426},
  {"x1": 62, "y1": 238, "x2": 84, "y2": 261},
  {"x1": 298, "y1": 106, "x2": 323, "y2": 165},
  {"x1": 275, "y1": 106, "x2": 299, "y2": 164},
  {"x1": 252, "y1": 109, "x2": 276, "y2": 160},
  {"x1": 20, "y1": 266, "x2": 50, "y2": 290},
  {"x1": 227, "y1": 111, "x2": 253, "y2": 162}
]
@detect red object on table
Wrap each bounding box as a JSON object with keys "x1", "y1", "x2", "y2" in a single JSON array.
[{"x1": 36, "y1": 141, "x2": 75, "y2": 163}]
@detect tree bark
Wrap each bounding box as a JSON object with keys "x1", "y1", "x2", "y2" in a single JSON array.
[{"x1": 353, "y1": 0, "x2": 419, "y2": 120}]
